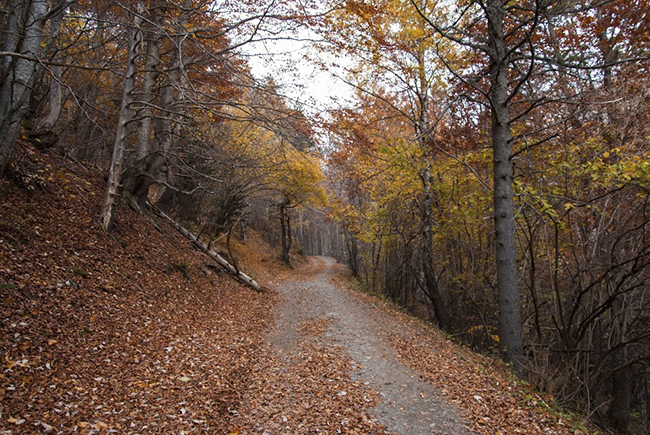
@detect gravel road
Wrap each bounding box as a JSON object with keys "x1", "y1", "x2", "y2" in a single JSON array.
[{"x1": 269, "y1": 256, "x2": 472, "y2": 434}]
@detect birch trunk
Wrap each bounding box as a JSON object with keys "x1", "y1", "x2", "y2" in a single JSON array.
[
  {"x1": 100, "y1": 9, "x2": 143, "y2": 231},
  {"x1": 151, "y1": 206, "x2": 261, "y2": 291},
  {"x1": 0, "y1": 0, "x2": 49, "y2": 174}
]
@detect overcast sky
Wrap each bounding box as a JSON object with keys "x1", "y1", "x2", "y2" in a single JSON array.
[{"x1": 243, "y1": 36, "x2": 355, "y2": 116}]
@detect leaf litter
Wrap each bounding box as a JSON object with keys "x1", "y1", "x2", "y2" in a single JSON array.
[
  {"x1": 0, "y1": 151, "x2": 273, "y2": 433},
  {"x1": 0, "y1": 148, "x2": 593, "y2": 434}
]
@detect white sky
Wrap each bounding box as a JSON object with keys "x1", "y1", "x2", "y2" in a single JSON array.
[{"x1": 243, "y1": 37, "x2": 355, "y2": 116}]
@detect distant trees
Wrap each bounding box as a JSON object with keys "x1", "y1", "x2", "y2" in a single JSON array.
[{"x1": 319, "y1": 0, "x2": 454, "y2": 330}]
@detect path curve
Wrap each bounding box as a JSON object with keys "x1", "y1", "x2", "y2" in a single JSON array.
[{"x1": 269, "y1": 256, "x2": 471, "y2": 434}]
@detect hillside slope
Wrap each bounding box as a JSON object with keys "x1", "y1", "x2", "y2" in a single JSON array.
[
  {"x1": 0, "y1": 148, "x2": 275, "y2": 433},
  {"x1": 0, "y1": 148, "x2": 598, "y2": 435}
]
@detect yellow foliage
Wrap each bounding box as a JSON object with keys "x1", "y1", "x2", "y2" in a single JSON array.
[{"x1": 269, "y1": 146, "x2": 327, "y2": 207}]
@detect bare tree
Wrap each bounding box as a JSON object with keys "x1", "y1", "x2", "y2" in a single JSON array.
[{"x1": 100, "y1": 5, "x2": 143, "y2": 231}]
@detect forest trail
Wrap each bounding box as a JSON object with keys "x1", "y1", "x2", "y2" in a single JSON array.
[
  {"x1": 233, "y1": 256, "x2": 471, "y2": 434},
  {"x1": 0, "y1": 152, "x2": 595, "y2": 434}
]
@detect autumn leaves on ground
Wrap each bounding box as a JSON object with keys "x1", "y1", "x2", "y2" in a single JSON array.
[{"x1": 0, "y1": 150, "x2": 594, "y2": 434}]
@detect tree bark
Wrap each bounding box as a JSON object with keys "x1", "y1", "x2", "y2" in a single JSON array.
[
  {"x1": 414, "y1": 14, "x2": 449, "y2": 330},
  {"x1": 34, "y1": 64, "x2": 63, "y2": 134},
  {"x1": 134, "y1": 0, "x2": 163, "y2": 160},
  {"x1": 0, "y1": 0, "x2": 49, "y2": 174},
  {"x1": 280, "y1": 199, "x2": 292, "y2": 264},
  {"x1": 100, "y1": 8, "x2": 143, "y2": 231},
  {"x1": 421, "y1": 164, "x2": 449, "y2": 330},
  {"x1": 123, "y1": 0, "x2": 189, "y2": 207},
  {"x1": 121, "y1": 150, "x2": 165, "y2": 210},
  {"x1": 486, "y1": 0, "x2": 524, "y2": 374},
  {"x1": 346, "y1": 231, "x2": 360, "y2": 277},
  {"x1": 607, "y1": 349, "x2": 632, "y2": 431}
]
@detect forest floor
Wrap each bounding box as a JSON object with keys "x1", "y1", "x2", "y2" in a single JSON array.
[{"x1": 1, "y1": 147, "x2": 593, "y2": 434}]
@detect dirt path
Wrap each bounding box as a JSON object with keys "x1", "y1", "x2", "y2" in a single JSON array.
[{"x1": 235, "y1": 256, "x2": 471, "y2": 434}]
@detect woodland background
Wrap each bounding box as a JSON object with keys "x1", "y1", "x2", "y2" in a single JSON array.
[{"x1": 1, "y1": 0, "x2": 648, "y2": 432}]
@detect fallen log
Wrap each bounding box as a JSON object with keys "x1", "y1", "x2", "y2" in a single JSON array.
[{"x1": 149, "y1": 205, "x2": 261, "y2": 292}]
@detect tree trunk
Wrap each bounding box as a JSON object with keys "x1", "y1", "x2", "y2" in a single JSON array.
[
  {"x1": 123, "y1": 0, "x2": 189, "y2": 206},
  {"x1": 29, "y1": 63, "x2": 63, "y2": 149},
  {"x1": 34, "y1": 64, "x2": 63, "y2": 133},
  {"x1": 414, "y1": 15, "x2": 449, "y2": 330},
  {"x1": 1, "y1": 0, "x2": 23, "y2": 67},
  {"x1": 280, "y1": 200, "x2": 292, "y2": 264},
  {"x1": 607, "y1": 351, "x2": 632, "y2": 432},
  {"x1": 150, "y1": 206, "x2": 261, "y2": 292},
  {"x1": 134, "y1": 0, "x2": 162, "y2": 160},
  {"x1": 422, "y1": 164, "x2": 450, "y2": 330},
  {"x1": 346, "y1": 231, "x2": 359, "y2": 277},
  {"x1": 100, "y1": 8, "x2": 143, "y2": 231},
  {"x1": 121, "y1": 150, "x2": 165, "y2": 210},
  {"x1": 486, "y1": 0, "x2": 524, "y2": 374},
  {"x1": 0, "y1": 0, "x2": 49, "y2": 174}
]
